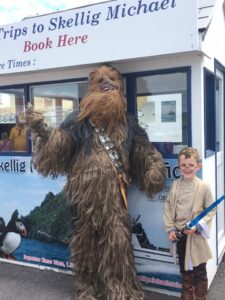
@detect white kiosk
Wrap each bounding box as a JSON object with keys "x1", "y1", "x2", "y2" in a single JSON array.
[{"x1": 0, "y1": 0, "x2": 224, "y2": 296}]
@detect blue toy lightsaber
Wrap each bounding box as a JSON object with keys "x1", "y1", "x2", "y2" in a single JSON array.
[
  {"x1": 175, "y1": 194, "x2": 225, "y2": 240},
  {"x1": 187, "y1": 194, "x2": 225, "y2": 229}
]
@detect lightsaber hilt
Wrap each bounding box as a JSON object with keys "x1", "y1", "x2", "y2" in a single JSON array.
[{"x1": 174, "y1": 222, "x2": 196, "y2": 241}]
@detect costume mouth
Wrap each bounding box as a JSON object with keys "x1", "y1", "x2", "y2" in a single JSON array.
[
  {"x1": 101, "y1": 82, "x2": 117, "y2": 92},
  {"x1": 103, "y1": 86, "x2": 115, "y2": 92}
]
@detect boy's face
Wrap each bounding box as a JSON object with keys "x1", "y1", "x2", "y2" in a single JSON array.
[{"x1": 179, "y1": 154, "x2": 201, "y2": 181}]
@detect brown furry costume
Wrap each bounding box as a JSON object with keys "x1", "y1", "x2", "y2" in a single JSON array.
[{"x1": 26, "y1": 65, "x2": 165, "y2": 300}]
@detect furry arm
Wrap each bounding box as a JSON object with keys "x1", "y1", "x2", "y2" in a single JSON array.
[
  {"x1": 26, "y1": 107, "x2": 75, "y2": 178},
  {"x1": 129, "y1": 116, "x2": 165, "y2": 197}
]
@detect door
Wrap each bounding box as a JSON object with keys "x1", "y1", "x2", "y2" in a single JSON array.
[{"x1": 215, "y1": 68, "x2": 225, "y2": 258}]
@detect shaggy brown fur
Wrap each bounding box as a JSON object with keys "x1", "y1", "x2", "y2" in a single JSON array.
[
  {"x1": 26, "y1": 65, "x2": 166, "y2": 300},
  {"x1": 78, "y1": 65, "x2": 127, "y2": 135}
]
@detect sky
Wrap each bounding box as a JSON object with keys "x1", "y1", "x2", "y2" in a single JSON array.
[
  {"x1": 0, "y1": 0, "x2": 107, "y2": 26},
  {"x1": 0, "y1": 156, "x2": 66, "y2": 224}
]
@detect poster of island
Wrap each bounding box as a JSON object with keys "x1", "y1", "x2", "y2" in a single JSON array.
[{"x1": 0, "y1": 155, "x2": 72, "y2": 272}]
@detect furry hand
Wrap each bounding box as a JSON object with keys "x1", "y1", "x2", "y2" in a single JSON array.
[
  {"x1": 26, "y1": 105, "x2": 45, "y2": 129},
  {"x1": 26, "y1": 105, "x2": 50, "y2": 138}
]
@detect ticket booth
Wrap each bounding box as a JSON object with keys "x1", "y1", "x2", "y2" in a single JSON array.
[{"x1": 0, "y1": 0, "x2": 225, "y2": 296}]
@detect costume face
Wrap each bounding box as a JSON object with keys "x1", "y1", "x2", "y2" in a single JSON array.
[
  {"x1": 179, "y1": 154, "x2": 200, "y2": 181},
  {"x1": 88, "y1": 64, "x2": 124, "y2": 93},
  {"x1": 77, "y1": 65, "x2": 126, "y2": 132}
]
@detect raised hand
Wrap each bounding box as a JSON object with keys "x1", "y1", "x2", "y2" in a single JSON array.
[{"x1": 25, "y1": 104, "x2": 45, "y2": 129}]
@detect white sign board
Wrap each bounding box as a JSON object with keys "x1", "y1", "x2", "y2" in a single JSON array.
[
  {"x1": 0, "y1": 0, "x2": 199, "y2": 74},
  {"x1": 138, "y1": 93, "x2": 182, "y2": 142}
]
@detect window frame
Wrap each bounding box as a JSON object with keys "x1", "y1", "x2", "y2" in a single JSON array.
[
  {"x1": 125, "y1": 66, "x2": 192, "y2": 158},
  {"x1": 0, "y1": 77, "x2": 87, "y2": 156}
]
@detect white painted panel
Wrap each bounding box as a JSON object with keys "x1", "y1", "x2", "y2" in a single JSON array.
[{"x1": 0, "y1": 0, "x2": 199, "y2": 74}]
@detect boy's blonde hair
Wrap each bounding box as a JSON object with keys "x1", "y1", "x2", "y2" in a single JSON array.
[{"x1": 178, "y1": 147, "x2": 201, "y2": 163}]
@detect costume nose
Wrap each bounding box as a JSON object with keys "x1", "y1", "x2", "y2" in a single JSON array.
[
  {"x1": 101, "y1": 76, "x2": 119, "y2": 91},
  {"x1": 102, "y1": 75, "x2": 111, "y2": 84}
]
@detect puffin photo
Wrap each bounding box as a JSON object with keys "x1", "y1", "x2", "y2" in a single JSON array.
[{"x1": 0, "y1": 209, "x2": 27, "y2": 260}]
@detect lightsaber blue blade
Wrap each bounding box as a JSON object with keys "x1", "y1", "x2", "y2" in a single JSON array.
[{"x1": 188, "y1": 194, "x2": 225, "y2": 229}]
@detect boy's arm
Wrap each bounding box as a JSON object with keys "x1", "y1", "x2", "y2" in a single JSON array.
[
  {"x1": 198, "y1": 184, "x2": 216, "y2": 238},
  {"x1": 163, "y1": 187, "x2": 176, "y2": 233},
  {"x1": 202, "y1": 184, "x2": 217, "y2": 224},
  {"x1": 191, "y1": 184, "x2": 216, "y2": 239},
  {"x1": 164, "y1": 196, "x2": 178, "y2": 241}
]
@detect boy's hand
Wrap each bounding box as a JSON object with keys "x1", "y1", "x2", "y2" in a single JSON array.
[
  {"x1": 168, "y1": 230, "x2": 177, "y2": 241},
  {"x1": 183, "y1": 226, "x2": 196, "y2": 235}
]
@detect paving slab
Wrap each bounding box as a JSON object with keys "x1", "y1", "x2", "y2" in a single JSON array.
[{"x1": 0, "y1": 257, "x2": 224, "y2": 300}]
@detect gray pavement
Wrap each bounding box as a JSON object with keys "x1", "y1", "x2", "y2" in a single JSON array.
[{"x1": 0, "y1": 256, "x2": 224, "y2": 300}]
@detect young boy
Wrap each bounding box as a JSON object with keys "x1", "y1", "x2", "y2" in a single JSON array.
[{"x1": 164, "y1": 147, "x2": 216, "y2": 300}]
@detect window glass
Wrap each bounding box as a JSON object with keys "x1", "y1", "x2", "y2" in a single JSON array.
[
  {"x1": 204, "y1": 69, "x2": 215, "y2": 157},
  {"x1": 0, "y1": 88, "x2": 28, "y2": 153},
  {"x1": 136, "y1": 72, "x2": 188, "y2": 157},
  {"x1": 30, "y1": 82, "x2": 87, "y2": 127},
  {"x1": 215, "y1": 76, "x2": 224, "y2": 153}
]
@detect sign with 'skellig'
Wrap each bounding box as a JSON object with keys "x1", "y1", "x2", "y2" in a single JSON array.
[{"x1": 0, "y1": 0, "x2": 198, "y2": 75}]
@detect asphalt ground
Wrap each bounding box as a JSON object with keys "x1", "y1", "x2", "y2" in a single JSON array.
[{"x1": 0, "y1": 256, "x2": 224, "y2": 300}]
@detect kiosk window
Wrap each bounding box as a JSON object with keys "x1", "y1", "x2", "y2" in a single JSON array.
[
  {"x1": 204, "y1": 69, "x2": 215, "y2": 157},
  {"x1": 136, "y1": 72, "x2": 189, "y2": 157},
  {"x1": 30, "y1": 82, "x2": 85, "y2": 128},
  {"x1": 0, "y1": 88, "x2": 28, "y2": 153}
]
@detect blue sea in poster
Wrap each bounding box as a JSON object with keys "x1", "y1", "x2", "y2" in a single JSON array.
[{"x1": 13, "y1": 238, "x2": 72, "y2": 270}]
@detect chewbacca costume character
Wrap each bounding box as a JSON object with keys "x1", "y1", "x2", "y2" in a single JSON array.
[{"x1": 26, "y1": 65, "x2": 165, "y2": 300}]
